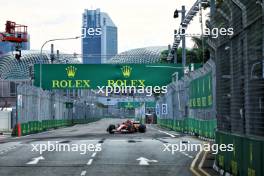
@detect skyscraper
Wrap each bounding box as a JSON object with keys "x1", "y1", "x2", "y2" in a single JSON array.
[{"x1": 82, "y1": 8, "x2": 118, "y2": 64}]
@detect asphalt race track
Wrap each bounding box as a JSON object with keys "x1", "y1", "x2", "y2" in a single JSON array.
[{"x1": 0, "y1": 119, "x2": 203, "y2": 176}]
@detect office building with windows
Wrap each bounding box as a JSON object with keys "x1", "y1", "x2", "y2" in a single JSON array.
[{"x1": 82, "y1": 8, "x2": 117, "y2": 64}]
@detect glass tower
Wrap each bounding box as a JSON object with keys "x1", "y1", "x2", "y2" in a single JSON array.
[{"x1": 82, "y1": 8, "x2": 117, "y2": 64}]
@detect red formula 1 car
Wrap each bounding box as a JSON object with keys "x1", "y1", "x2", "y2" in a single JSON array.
[{"x1": 107, "y1": 120, "x2": 146, "y2": 134}]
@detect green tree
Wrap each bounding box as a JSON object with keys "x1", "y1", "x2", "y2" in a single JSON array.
[
  {"x1": 159, "y1": 36, "x2": 210, "y2": 64},
  {"x1": 191, "y1": 36, "x2": 210, "y2": 63}
]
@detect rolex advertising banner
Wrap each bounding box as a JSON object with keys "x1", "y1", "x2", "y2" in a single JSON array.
[
  {"x1": 118, "y1": 102, "x2": 142, "y2": 109},
  {"x1": 34, "y1": 64, "x2": 183, "y2": 90},
  {"x1": 117, "y1": 101, "x2": 156, "y2": 109}
]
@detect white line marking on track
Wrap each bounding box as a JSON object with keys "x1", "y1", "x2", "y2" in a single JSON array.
[
  {"x1": 148, "y1": 126, "x2": 177, "y2": 138},
  {"x1": 91, "y1": 152, "x2": 97, "y2": 157},
  {"x1": 181, "y1": 151, "x2": 194, "y2": 158},
  {"x1": 80, "y1": 170, "x2": 87, "y2": 176},
  {"x1": 87, "y1": 159, "x2": 93, "y2": 165},
  {"x1": 158, "y1": 130, "x2": 176, "y2": 138},
  {"x1": 26, "y1": 156, "x2": 45, "y2": 165}
]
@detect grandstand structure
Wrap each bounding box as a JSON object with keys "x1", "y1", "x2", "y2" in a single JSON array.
[
  {"x1": 0, "y1": 50, "x2": 80, "y2": 108},
  {"x1": 0, "y1": 50, "x2": 80, "y2": 80},
  {"x1": 107, "y1": 46, "x2": 167, "y2": 64}
]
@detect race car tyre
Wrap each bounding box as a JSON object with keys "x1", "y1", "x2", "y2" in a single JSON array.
[
  {"x1": 138, "y1": 124, "x2": 146, "y2": 133},
  {"x1": 107, "y1": 124, "x2": 116, "y2": 134}
]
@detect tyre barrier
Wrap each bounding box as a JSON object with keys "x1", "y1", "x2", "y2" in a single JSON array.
[
  {"x1": 12, "y1": 118, "x2": 101, "y2": 136},
  {"x1": 215, "y1": 130, "x2": 264, "y2": 176},
  {"x1": 157, "y1": 117, "x2": 216, "y2": 139}
]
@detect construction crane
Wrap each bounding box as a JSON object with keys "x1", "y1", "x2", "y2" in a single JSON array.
[{"x1": 0, "y1": 21, "x2": 28, "y2": 60}]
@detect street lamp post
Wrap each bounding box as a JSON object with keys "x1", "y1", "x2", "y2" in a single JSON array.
[
  {"x1": 38, "y1": 36, "x2": 80, "y2": 122},
  {"x1": 39, "y1": 36, "x2": 80, "y2": 89},
  {"x1": 174, "y1": 6, "x2": 186, "y2": 68}
]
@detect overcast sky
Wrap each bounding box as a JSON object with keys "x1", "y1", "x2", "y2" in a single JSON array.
[{"x1": 0, "y1": 0, "x2": 209, "y2": 54}]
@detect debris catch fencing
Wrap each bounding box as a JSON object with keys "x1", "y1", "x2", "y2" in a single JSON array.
[
  {"x1": 13, "y1": 84, "x2": 116, "y2": 136},
  {"x1": 156, "y1": 59, "x2": 216, "y2": 139},
  {"x1": 209, "y1": 1, "x2": 264, "y2": 175}
]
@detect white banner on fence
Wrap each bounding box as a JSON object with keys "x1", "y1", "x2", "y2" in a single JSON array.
[{"x1": 162, "y1": 104, "x2": 168, "y2": 115}]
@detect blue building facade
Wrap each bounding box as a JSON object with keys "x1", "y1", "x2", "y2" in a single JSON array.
[{"x1": 82, "y1": 9, "x2": 117, "y2": 64}]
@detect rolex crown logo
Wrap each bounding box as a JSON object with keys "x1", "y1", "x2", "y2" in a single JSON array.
[
  {"x1": 66, "y1": 66, "x2": 77, "y2": 78},
  {"x1": 121, "y1": 66, "x2": 132, "y2": 78}
]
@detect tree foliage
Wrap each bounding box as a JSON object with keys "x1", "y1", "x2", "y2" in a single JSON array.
[{"x1": 160, "y1": 36, "x2": 210, "y2": 64}]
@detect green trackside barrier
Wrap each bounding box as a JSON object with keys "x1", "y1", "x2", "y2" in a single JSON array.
[
  {"x1": 42, "y1": 120, "x2": 45, "y2": 130},
  {"x1": 26, "y1": 122, "x2": 30, "y2": 134},
  {"x1": 46, "y1": 120, "x2": 50, "y2": 129},
  {"x1": 190, "y1": 118, "x2": 195, "y2": 133},
  {"x1": 216, "y1": 131, "x2": 264, "y2": 176},
  {"x1": 263, "y1": 141, "x2": 264, "y2": 176},
  {"x1": 45, "y1": 120, "x2": 49, "y2": 129},
  {"x1": 195, "y1": 119, "x2": 199, "y2": 134},
  {"x1": 52, "y1": 120, "x2": 55, "y2": 128},
  {"x1": 36, "y1": 121, "x2": 39, "y2": 132},
  {"x1": 243, "y1": 137, "x2": 262, "y2": 176},
  {"x1": 163, "y1": 119, "x2": 167, "y2": 128},
  {"x1": 164, "y1": 119, "x2": 167, "y2": 128},
  {"x1": 167, "y1": 119, "x2": 173, "y2": 129},
  {"x1": 161, "y1": 119, "x2": 165, "y2": 127},
  {"x1": 157, "y1": 117, "x2": 216, "y2": 139},
  {"x1": 54, "y1": 120, "x2": 57, "y2": 128},
  {"x1": 57, "y1": 120, "x2": 60, "y2": 127},
  {"x1": 215, "y1": 131, "x2": 224, "y2": 169},
  {"x1": 21, "y1": 123, "x2": 28, "y2": 135},
  {"x1": 159, "y1": 119, "x2": 163, "y2": 127},
  {"x1": 198, "y1": 120, "x2": 202, "y2": 136},
  {"x1": 29, "y1": 121, "x2": 34, "y2": 133},
  {"x1": 32, "y1": 121, "x2": 36, "y2": 132},
  {"x1": 216, "y1": 131, "x2": 232, "y2": 172},
  {"x1": 40, "y1": 121, "x2": 43, "y2": 132},
  {"x1": 13, "y1": 118, "x2": 105, "y2": 137},
  {"x1": 229, "y1": 135, "x2": 243, "y2": 176},
  {"x1": 209, "y1": 119, "x2": 214, "y2": 138},
  {"x1": 172, "y1": 120, "x2": 184, "y2": 132},
  {"x1": 202, "y1": 120, "x2": 206, "y2": 137},
  {"x1": 165, "y1": 119, "x2": 169, "y2": 128},
  {"x1": 52, "y1": 120, "x2": 54, "y2": 128},
  {"x1": 170, "y1": 119, "x2": 174, "y2": 129},
  {"x1": 46, "y1": 120, "x2": 49, "y2": 129},
  {"x1": 34, "y1": 121, "x2": 38, "y2": 133},
  {"x1": 61, "y1": 120, "x2": 64, "y2": 126},
  {"x1": 181, "y1": 120, "x2": 185, "y2": 132},
  {"x1": 173, "y1": 120, "x2": 178, "y2": 131},
  {"x1": 50, "y1": 120, "x2": 54, "y2": 128}
]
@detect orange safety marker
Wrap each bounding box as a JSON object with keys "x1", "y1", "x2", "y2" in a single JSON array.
[{"x1": 17, "y1": 123, "x2": 21, "y2": 137}]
